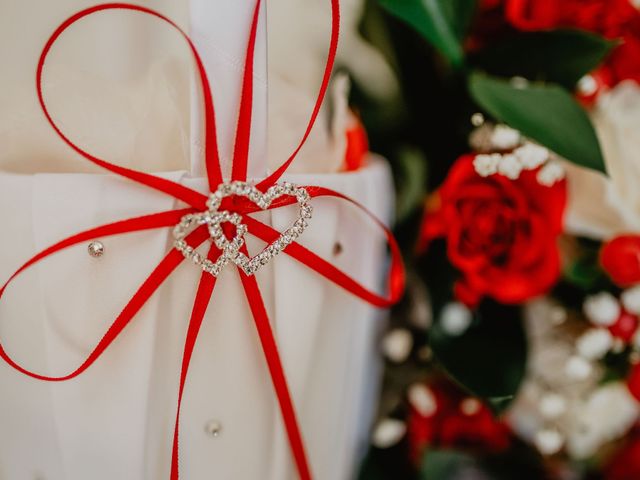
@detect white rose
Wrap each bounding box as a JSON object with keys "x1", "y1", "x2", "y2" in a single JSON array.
[
  {"x1": 563, "y1": 82, "x2": 640, "y2": 239},
  {"x1": 567, "y1": 382, "x2": 640, "y2": 459}
]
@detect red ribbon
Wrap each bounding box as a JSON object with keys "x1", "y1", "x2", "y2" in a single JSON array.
[{"x1": 0, "y1": 2, "x2": 405, "y2": 479}]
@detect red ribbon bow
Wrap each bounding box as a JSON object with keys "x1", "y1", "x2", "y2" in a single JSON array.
[{"x1": 0, "y1": 2, "x2": 405, "y2": 479}]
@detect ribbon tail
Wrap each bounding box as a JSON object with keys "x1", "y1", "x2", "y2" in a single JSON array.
[
  {"x1": 170, "y1": 245, "x2": 220, "y2": 480},
  {"x1": 0, "y1": 246, "x2": 185, "y2": 381},
  {"x1": 0, "y1": 207, "x2": 195, "y2": 296},
  {"x1": 0, "y1": 212, "x2": 208, "y2": 381},
  {"x1": 237, "y1": 264, "x2": 313, "y2": 480},
  {"x1": 243, "y1": 215, "x2": 404, "y2": 308}
]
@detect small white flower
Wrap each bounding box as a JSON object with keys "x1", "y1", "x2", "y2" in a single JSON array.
[
  {"x1": 537, "y1": 160, "x2": 566, "y2": 186},
  {"x1": 491, "y1": 124, "x2": 521, "y2": 150},
  {"x1": 471, "y1": 112, "x2": 485, "y2": 127},
  {"x1": 514, "y1": 143, "x2": 549, "y2": 170},
  {"x1": 576, "y1": 328, "x2": 614, "y2": 360},
  {"x1": 440, "y1": 302, "x2": 472, "y2": 336},
  {"x1": 583, "y1": 292, "x2": 621, "y2": 326},
  {"x1": 577, "y1": 74, "x2": 598, "y2": 96},
  {"x1": 565, "y1": 355, "x2": 593, "y2": 380},
  {"x1": 612, "y1": 337, "x2": 626, "y2": 353},
  {"x1": 372, "y1": 418, "x2": 407, "y2": 449},
  {"x1": 497, "y1": 153, "x2": 524, "y2": 180},
  {"x1": 381, "y1": 328, "x2": 413, "y2": 363},
  {"x1": 534, "y1": 429, "x2": 564, "y2": 455},
  {"x1": 460, "y1": 398, "x2": 482, "y2": 416},
  {"x1": 473, "y1": 153, "x2": 500, "y2": 177},
  {"x1": 408, "y1": 384, "x2": 438, "y2": 417},
  {"x1": 510, "y1": 76, "x2": 530, "y2": 89},
  {"x1": 539, "y1": 393, "x2": 567, "y2": 420},
  {"x1": 622, "y1": 285, "x2": 640, "y2": 314}
]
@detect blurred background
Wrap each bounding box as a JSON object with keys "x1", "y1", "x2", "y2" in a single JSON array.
[{"x1": 347, "y1": 0, "x2": 640, "y2": 479}]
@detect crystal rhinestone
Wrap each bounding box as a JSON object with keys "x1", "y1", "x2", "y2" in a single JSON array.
[
  {"x1": 301, "y1": 205, "x2": 313, "y2": 219},
  {"x1": 174, "y1": 181, "x2": 312, "y2": 277},
  {"x1": 88, "y1": 241, "x2": 105, "y2": 258},
  {"x1": 204, "y1": 420, "x2": 222, "y2": 437}
]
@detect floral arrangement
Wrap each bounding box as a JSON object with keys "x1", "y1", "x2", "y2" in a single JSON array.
[{"x1": 353, "y1": 0, "x2": 640, "y2": 478}]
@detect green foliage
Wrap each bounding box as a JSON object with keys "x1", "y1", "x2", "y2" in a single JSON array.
[
  {"x1": 471, "y1": 29, "x2": 617, "y2": 88},
  {"x1": 395, "y1": 147, "x2": 428, "y2": 223},
  {"x1": 420, "y1": 450, "x2": 477, "y2": 479},
  {"x1": 430, "y1": 303, "x2": 527, "y2": 413},
  {"x1": 377, "y1": 0, "x2": 477, "y2": 66},
  {"x1": 469, "y1": 73, "x2": 606, "y2": 173}
]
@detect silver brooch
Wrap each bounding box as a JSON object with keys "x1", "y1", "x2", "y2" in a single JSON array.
[{"x1": 174, "y1": 181, "x2": 312, "y2": 276}]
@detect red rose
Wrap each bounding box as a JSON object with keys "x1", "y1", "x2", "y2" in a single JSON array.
[
  {"x1": 605, "y1": 429, "x2": 640, "y2": 480},
  {"x1": 480, "y1": 0, "x2": 503, "y2": 10},
  {"x1": 505, "y1": 0, "x2": 561, "y2": 31},
  {"x1": 501, "y1": 0, "x2": 640, "y2": 87},
  {"x1": 407, "y1": 381, "x2": 510, "y2": 463},
  {"x1": 627, "y1": 363, "x2": 640, "y2": 402},
  {"x1": 504, "y1": 0, "x2": 639, "y2": 35},
  {"x1": 343, "y1": 114, "x2": 369, "y2": 172},
  {"x1": 418, "y1": 155, "x2": 566, "y2": 306},
  {"x1": 601, "y1": 235, "x2": 640, "y2": 287},
  {"x1": 608, "y1": 35, "x2": 640, "y2": 85}
]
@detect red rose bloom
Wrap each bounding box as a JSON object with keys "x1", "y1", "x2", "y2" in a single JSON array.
[
  {"x1": 419, "y1": 155, "x2": 566, "y2": 307},
  {"x1": 604, "y1": 429, "x2": 640, "y2": 480},
  {"x1": 343, "y1": 114, "x2": 369, "y2": 172},
  {"x1": 407, "y1": 381, "x2": 511, "y2": 463},
  {"x1": 601, "y1": 235, "x2": 640, "y2": 287},
  {"x1": 501, "y1": 0, "x2": 640, "y2": 87},
  {"x1": 627, "y1": 363, "x2": 640, "y2": 402}
]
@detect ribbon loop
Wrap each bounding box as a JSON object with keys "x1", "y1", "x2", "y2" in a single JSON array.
[{"x1": 37, "y1": 4, "x2": 223, "y2": 207}]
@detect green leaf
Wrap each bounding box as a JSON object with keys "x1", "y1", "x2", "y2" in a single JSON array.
[
  {"x1": 471, "y1": 29, "x2": 617, "y2": 88},
  {"x1": 396, "y1": 147, "x2": 428, "y2": 222},
  {"x1": 378, "y1": 0, "x2": 477, "y2": 66},
  {"x1": 430, "y1": 302, "x2": 526, "y2": 412},
  {"x1": 469, "y1": 73, "x2": 606, "y2": 173},
  {"x1": 357, "y1": 452, "x2": 387, "y2": 480},
  {"x1": 420, "y1": 450, "x2": 477, "y2": 479}
]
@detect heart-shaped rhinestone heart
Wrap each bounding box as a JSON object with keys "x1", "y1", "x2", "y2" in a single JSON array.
[
  {"x1": 173, "y1": 181, "x2": 312, "y2": 276},
  {"x1": 173, "y1": 210, "x2": 248, "y2": 276}
]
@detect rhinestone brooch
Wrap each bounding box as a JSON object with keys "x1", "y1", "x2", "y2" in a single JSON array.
[{"x1": 173, "y1": 181, "x2": 313, "y2": 276}]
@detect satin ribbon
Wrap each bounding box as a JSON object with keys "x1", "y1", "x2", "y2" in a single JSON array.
[{"x1": 0, "y1": 2, "x2": 405, "y2": 479}]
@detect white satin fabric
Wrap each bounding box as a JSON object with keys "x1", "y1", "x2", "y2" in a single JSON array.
[{"x1": 0, "y1": 1, "x2": 392, "y2": 479}]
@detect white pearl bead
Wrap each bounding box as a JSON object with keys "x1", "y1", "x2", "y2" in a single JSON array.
[
  {"x1": 204, "y1": 420, "x2": 222, "y2": 437},
  {"x1": 87, "y1": 241, "x2": 105, "y2": 258}
]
